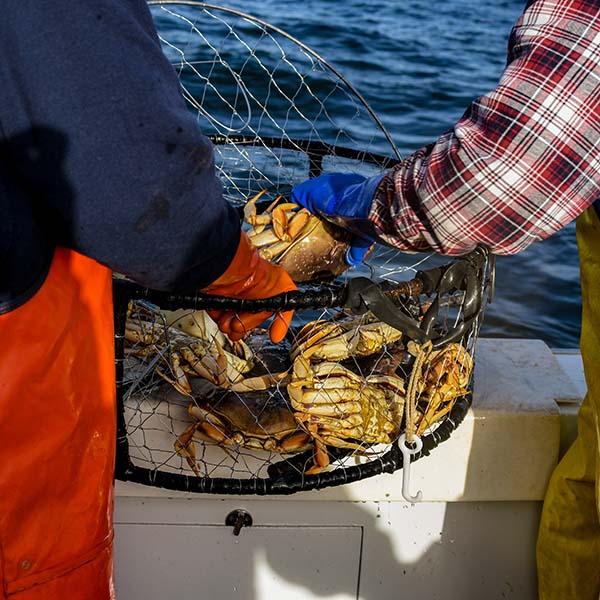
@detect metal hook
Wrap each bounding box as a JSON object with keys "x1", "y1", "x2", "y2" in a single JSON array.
[{"x1": 399, "y1": 434, "x2": 423, "y2": 503}]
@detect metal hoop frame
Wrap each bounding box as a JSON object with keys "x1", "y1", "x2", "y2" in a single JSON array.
[{"x1": 113, "y1": 7, "x2": 488, "y2": 495}]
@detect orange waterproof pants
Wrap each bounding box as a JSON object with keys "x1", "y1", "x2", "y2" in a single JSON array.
[{"x1": 0, "y1": 248, "x2": 116, "y2": 599}]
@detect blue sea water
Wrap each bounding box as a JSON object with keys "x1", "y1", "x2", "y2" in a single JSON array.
[{"x1": 154, "y1": 0, "x2": 583, "y2": 349}]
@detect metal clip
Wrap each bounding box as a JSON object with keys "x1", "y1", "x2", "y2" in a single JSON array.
[{"x1": 399, "y1": 434, "x2": 423, "y2": 503}]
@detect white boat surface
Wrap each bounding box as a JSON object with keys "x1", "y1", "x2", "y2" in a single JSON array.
[{"x1": 113, "y1": 338, "x2": 585, "y2": 600}]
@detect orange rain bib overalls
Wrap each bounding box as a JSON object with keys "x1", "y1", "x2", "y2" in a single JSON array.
[
  {"x1": 0, "y1": 248, "x2": 116, "y2": 599},
  {"x1": 537, "y1": 206, "x2": 600, "y2": 599}
]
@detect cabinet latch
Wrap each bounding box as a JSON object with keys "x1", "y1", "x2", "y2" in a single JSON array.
[{"x1": 226, "y1": 509, "x2": 253, "y2": 535}]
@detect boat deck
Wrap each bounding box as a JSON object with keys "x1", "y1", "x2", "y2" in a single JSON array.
[{"x1": 113, "y1": 338, "x2": 585, "y2": 600}]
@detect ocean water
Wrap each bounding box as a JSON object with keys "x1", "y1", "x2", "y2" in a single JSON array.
[{"x1": 154, "y1": 0, "x2": 583, "y2": 349}]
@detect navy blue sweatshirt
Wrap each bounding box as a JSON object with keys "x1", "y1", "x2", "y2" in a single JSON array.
[{"x1": 0, "y1": 0, "x2": 240, "y2": 313}]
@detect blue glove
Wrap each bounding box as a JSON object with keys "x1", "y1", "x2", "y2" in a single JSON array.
[
  {"x1": 344, "y1": 236, "x2": 373, "y2": 267},
  {"x1": 291, "y1": 172, "x2": 384, "y2": 266}
]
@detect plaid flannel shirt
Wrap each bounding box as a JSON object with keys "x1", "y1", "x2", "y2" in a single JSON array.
[{"x1": 370, "y1": 0, "x2": 600, "y2": 255}]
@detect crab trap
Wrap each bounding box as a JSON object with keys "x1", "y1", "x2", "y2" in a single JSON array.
[{"x1": 112, "y1": 2, "x2": 495, "y2": 495}]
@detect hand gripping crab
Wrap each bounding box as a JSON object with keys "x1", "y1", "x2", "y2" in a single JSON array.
[
  {"x1": 174, "y1": 385, "x2": 312, "y2": 477},
  {"x1": 287, "y1": 313, "x2": 407, "y2": 473},
  {"x1": 244, "y1": 190, "x2": 358, "y2": 282}
]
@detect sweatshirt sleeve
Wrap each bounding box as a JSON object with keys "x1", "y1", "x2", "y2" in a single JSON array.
[{"x1": 0, "y1": 0, "x2": 240, "y2": 291}]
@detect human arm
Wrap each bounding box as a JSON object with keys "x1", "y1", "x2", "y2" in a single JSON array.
[
  {"x1": 0, "y1": 0, "x2": 296, "y2": 340},
  {"x1": 293, "y1": 0, "x2": 600, "y2": 256},
  {"x1": 0, "y1": 0, "x2": 238, "y2": 291}
]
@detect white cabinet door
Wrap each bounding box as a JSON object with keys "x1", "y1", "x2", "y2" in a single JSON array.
[{"x1": 114, "y1": 523, "x2": 362, "y2": 600}]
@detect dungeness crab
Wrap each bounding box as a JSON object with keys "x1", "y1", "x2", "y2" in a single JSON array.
[
  {"x1": 287, "y1": 313, "x2": 408, "y2": 473},
  {"x1": 175, "y1": 383, "x2": 312, "y2": 477},
  {"x1": 412, "y1": 342, "x2": 473, "y2": 435},
  {"x1": 244, "y1": 190, "x2": 363, "y2": 282},
  {"x1": 288, "y1": 356, "x2": 406, "y2": 474},
  {"x1": 125, "y1": 303, "x2": 285, "y2": 395}
]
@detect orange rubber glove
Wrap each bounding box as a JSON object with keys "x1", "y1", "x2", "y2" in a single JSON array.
[{"x1": 202, "y1": 230, "x2": 298, "y2": 343}]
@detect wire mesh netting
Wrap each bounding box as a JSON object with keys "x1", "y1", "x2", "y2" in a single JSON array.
[
  {"x1": 113, "y1": 2, "x2": 495, "y2": 495},
  {"x1": 149, "y1": 1, "x2": 400, "y2": 192}
]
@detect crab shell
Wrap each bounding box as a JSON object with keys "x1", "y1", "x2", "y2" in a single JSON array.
[
  {"x1": 175, "y1": 387, "x2": 313, "y2": 476},
  {"x1": 276, "y1": 217, "x2": 356, "y2": 283},
  {"x1": 290, "y1": 313, "x2": 404, "y2": 363},
  {"x1": 287, "y1": 357, "x2": 406, "y2": 474}
]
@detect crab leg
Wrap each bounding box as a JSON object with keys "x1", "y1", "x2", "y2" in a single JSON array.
[
  {"x1": 180, "y1": 346, "x2": 221, "y2": 386},
  {"x1": 156, "y1": 351, "x2": 192, "y2": 396},
  {"x1": 174, "y1": 423, "x2": 202, "y2": 476},
  {"x1": 278, "y1": 431, "x2": 313, "y2": 454},
  {"x1": 229, "y1": 371, "x2": 290, "y2": 393},
  {"x1": 124, "y1": 320, "x2": 163, "y2": 345},
  {"x1": 271, "y1": 203, "x2": 309, "y2": 240},
  {"x1": 243, "y1": 188, "x2": 270, "y2": 226},
  {"x1": 258, "y1": 240, "x2": 293, "y2": 261},
  {"x1": 417, "y1": 401, "x2": 455, "y2": 435},
  {"x1": 248, "y1": 229, "x2": 280, "y2": 248},
  {"x1": 304, "y1": 424, "x2": 330, "y2": 475}
]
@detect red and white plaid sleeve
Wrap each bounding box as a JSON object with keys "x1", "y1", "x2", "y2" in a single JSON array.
[{"x1": 369, "y1": 0, "x2": 600, "y2": 256}]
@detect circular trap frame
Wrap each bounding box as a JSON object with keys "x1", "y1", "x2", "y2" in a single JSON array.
[{"x1": 113, "y1": 2, "x2": 495, "y2": 495}]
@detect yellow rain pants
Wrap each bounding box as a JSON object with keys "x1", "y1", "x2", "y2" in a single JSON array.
[{"x1": 537, "y1": 206, "x2": 600, "y2": 599}]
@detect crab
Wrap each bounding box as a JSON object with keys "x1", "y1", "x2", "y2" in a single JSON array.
[
  {"x1": 287, "y1": 356, "x2": 406, "y2": 474},
  {"x1": 244, "y1": 190, "x2": 359, "y2": 282},
  {"x1": 286, "y1": 313, "x2": 407, "y2": 473},
  {"x1": 125, "y1": 304, "x2": 282, "y2": 395},
  {"x1": 175, "y1": 386, "x2": 312, "y2": 476},
  {"x1": 290, "y1": 312, "x2": 405, "y2": 363},
  {"x1": 413, "y1": 342, "x2": 473, "y2": 435}
]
